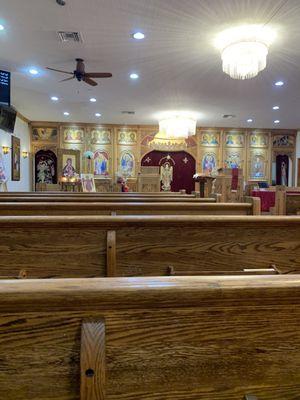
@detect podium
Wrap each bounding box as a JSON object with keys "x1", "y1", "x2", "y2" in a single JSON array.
[
  {"x1": 193, "y1": 175, "x2": 215, "y2": 198},
  {"x1": 137, "y1": 166, "x2": 161, "y2": 192},
  {"x1": 215, "y1": 168, "x2": 244, "y2": 202}
]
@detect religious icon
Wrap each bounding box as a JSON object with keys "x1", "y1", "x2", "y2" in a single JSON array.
[
  {"x1": 64, "y1": 128, "x2": 84, "y2": 143},
  {"x1": 35, "y1": 150, "x2": 57, "y2": 185},
  {"x1": 250, "y1": 133, "x2": 268, "y2": 148},
  {"x1": 202, "y1": 153, "x2": 216, "y2": 174},
  {"x1": 224, "y1": 152, "x2": 241, "y2": 169},
  {"x1": 281, "y1": 161, "x2": 288, "y2": 186},
  {"x1": 81, "y1": 174, "x2": 96, "y2": 192},
  {"x1": 273, "y1": 135, "x2": 294, "y2": 147},
  {"x1": 120, "y1": 151, "x2": 134, "y2": 177},
  {"x1": 200, "y1": 132, "x2": 219, "y2": 146},
  {"x1": 62, "y1": 157, "x2": 76, "y2": 178},
  {"x1": 225, "y1": 133, "x2": 244, "y2": 147},
  {"x1": 0, "y1": 153, "x2": 7, "y2": 183},
  {"x1": 160, "y1": 162, "x2": 173, "y2": 191},
  {"x1": 91, "y1": 129, "x2": 111, "y2": 144},
  {"x1": 11, "y1": 136, "x2": 20, "y2": 181},
  {"x1": 94, "y1": 150, "x2": 109, "y2": 176},
  {"x1": 32, "y1": 128, "x2": 58, "y2": 142},
  {"x1": 250, "y1": 154, "x2": 265, "y2": 179},
  {"x1": 118, "y1": 130, "x2": 137, "y2": 144}
]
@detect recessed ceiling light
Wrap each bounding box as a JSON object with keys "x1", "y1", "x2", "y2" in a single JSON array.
[
  {"x1": 273, "y1": 105, "x2": 280, "y2": 110},
  {"x1": 90, "y1": 97, "x2": 97, "y2": 102},
  {"x1": 275, "y1": 81, "x2": 284, "y2": 86},
  {"x1": 274, "y1": 120, "x2": 280, "y2": 124},
  {"x1": 130, "y1": 73, "x2": 139, "y2": 79},
  {"x1": 63, "y1": 111, "x2": 70, "y2": 116},
  {"x1": 247, "y1": 118, "x2": 253, "y2": 123},
  {"x1": 29, "y1": 68, "x2": 39, "y2": 76},
  {"x1": 95, "y1": 113, "x2": 101, "y2": 117},
  {"x1": 132, "y1": 32, "x2": 145, "y2": 40},
  {"x1": 0, "y1": 25, "x2": 5, "y2": 31},
  {"x1": 51, "y1": 96, "x2": 59, "y2": 101}
]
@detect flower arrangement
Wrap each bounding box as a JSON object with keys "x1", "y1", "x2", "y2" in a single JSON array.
[{"x1": 83, "y1": 150, "x2": 94, "y2": 160}]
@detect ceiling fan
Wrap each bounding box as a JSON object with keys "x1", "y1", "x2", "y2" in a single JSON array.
[{"x1": 46, "y1": 58, "x2": 112, "y2": 86}]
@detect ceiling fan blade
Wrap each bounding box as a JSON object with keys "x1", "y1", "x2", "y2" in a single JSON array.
[
  {"x1": 47, "y1": 67, "x2": 74, "y2": 75},
  {"x1": 84, "y1": 72, "x2": 112, "y2": 78},
  {"x1": 83, "y1": 76, "x2": 98, "y2": 86},
  {"x1": 60, "y1": 76, "x2": 75, "y2": 82}
]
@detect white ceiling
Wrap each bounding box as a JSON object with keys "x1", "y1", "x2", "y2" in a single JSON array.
[{"x1": 1, "y1": 0, "x2": 300, "y2": 128}]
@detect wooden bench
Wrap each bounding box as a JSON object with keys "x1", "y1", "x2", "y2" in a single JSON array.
[
  {"x1": 0, "y1": 191, "x2": 196, "y2": 197},
  {"x1": 0, "y1": 215, "x2": 298, "y2": 279},
  {"x1": 1, "y1": 275, "x2": 300, "y2": 399},
  {"x1": 0, "y1": 201, "x2": 259, "y2": 216},
  {"x1": 272, "y1": 186, "x2": 300, "y2": 215},
  {"x1": 0, "y1": 195, "x2": 219, "y2": 203}
]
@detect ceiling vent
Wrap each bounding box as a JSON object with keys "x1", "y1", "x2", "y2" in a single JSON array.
[
  {"x1": 222, "y1": 114, "x2": 236, "y2": 119},
  {"x1": 57, "y1": 31, "x2": 83, "y2": 43},
  {"x1": 122, "y1": 111, "x2": 135, "y2": 115}
]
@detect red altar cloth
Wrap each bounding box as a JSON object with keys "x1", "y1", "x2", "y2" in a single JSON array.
[{"x1": 251, "y1": 190, "x2": 275, "y2": 212}]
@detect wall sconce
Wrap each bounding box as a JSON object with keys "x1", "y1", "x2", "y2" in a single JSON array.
[
  {"x1": 22, "y1": 151, "x2": 29, "y2": 159},
  {"x1": 2, "y1": 146, "x2": 10, "y2": 155}
]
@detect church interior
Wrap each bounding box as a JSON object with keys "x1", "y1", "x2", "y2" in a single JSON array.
[{"x1": 1, "y1": 0, "x2": 300, "y2": 399}]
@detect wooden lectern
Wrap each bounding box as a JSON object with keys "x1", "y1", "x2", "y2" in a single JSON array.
[
  {"x1": 137, "y1": 166, "x2": 161, "y2": 192},
  {"x1": 193, "y1": 175, "x2": 215, "y2": 198},
  {"x1": 215, "y1": 168, "x2": 244, "y2": 202}
]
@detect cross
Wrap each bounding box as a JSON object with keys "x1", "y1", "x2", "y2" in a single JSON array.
[
  {"x1": 145, "y1": 157, "x2": 151, "y2": 163},
  {"x1": 183, "y1": 157, "x2": 189, "y2": 164}
]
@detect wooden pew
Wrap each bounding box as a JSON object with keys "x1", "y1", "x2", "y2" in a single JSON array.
[
  {"x1": 0, "y1": 195, "x2": 218, "y2": 203},
  {"x1": 0, "y1": 201, "x2": 258, "y2": 216},
  {"x1": 273, "y1": 186, "x2": 300, "y2": 215},
  {"x1": 0, "y1": 191, "x2": 196, "y2": 197},
  {"x1": 1, "y1": 275, "x2": 300, "y2": 399},
  {"x1": 0, "y1": 215, "x2": 298, "y2": 279}
]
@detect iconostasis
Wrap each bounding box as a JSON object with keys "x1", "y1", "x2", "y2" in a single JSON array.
[{"x1": 30, "y1": 122, "x2": 297, "y2": 190}]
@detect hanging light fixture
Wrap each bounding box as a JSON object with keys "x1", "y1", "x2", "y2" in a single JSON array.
[
  {"x1": 159, "y1": 114, "x2": 197, "y2": 139},
  {"x1": 215, "y1": 24, "x2": 276, "y2": 80},
  {"x1": 149, "y1": 113, "x2": 197, "y2": 151}
]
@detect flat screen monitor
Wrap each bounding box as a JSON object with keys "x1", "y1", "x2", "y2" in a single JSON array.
[
  {"x1": 0, "y1": 105, "x2": 17, "y2": 133},
  {"x1": 0, "y1": 70, "x2": 10, "y2": 106}
]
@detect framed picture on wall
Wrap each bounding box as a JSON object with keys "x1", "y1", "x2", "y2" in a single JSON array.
[
  {"x1": 81, "y1": 174, "x2": 96, "y2": 192},
  {"x1": 57, "y1": 149, "x2": 80, "y2": 178},
  {"x1": 0, "y1": 153, "x2": 7, "y2": 184},
  {"x1": 11, "y1": 135, "x2": 20, "y2": 181}
]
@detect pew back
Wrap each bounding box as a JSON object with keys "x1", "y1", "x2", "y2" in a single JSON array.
[
  {"x1": 0, "y1": 216, "x2": 299, "y2": 279},
  {"x1": 1, "y1": 276, "x2": 300, "y2": 399},
  {"x1": 0, "y1": 201, "x2": 256, "y2": 216},
  {"x1": 0, "y1": 196, "x2": 216, "y2": 203},
  {"x1": 273, "y1": 186, "x2": 300, "y2": 215}
]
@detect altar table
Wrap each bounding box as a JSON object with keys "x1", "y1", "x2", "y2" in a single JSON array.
[{"x1": 251, "y1": 190, "x2": 275, "y2": 212}]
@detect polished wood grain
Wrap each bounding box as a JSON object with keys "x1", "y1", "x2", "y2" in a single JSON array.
[
  {"x1": 1, "y1": 276, "x2": 300, "y2": 399},
  {"x1": 0, "y1": 216, "x2": 299, "y2": 278},
  {"x1": 0, "y1": 201, "x2": 255, "y2": 216},
  {"x1": 287, "y1": 194, "x2": 300, "y2": 215},
  {"x1": 0, "y1": 196, "x2": 213, "y2": 203},
  {"x1": 81, "y1": 319, "x2": 106, "y2": 400},
  {"x1": 107, "y1": 231, "x2": 117, "y2": 277}
]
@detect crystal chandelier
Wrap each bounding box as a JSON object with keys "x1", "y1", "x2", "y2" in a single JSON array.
[
  {"x1": 159, "y1": 114, "x2": 197, "y2": 139},
  {"x1": 149, "y1": 113, "x2": 197, "y2": 150},
  {"x1": 215, "y1": 25, "x2": 276, "y2": 80}
]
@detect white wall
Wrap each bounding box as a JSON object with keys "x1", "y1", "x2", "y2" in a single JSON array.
[{"x1": 0, "y1": 116, "x2": 31, "y2": 191}]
